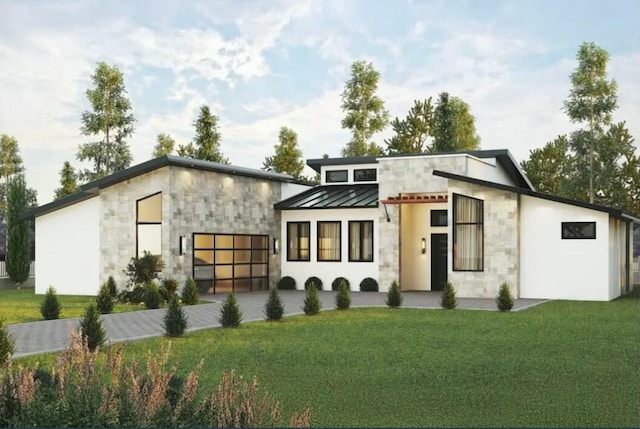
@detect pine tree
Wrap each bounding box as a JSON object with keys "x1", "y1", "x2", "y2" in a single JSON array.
[
  {"x1": 219, "y1": 293, "x2": 242, "y2": 328},
  {"x1": 40, "y1": 286, "x2": 61, "y2": 320},
  {"x1": 431, "y1": 93, "x2": 480, "y2": 153},
  {"x1": 440, "y1": 282, "x2": 458, "y2": 310},
  {"x1": 79, "y1": 301, "x2": 107, "y2": 351},
  {"x1": 264, "y1": 288, "x2": 285, "y2": 321},
  {"x1": 0, "y1": 316, "x2": 15, "y2": 364},
  {"x1": 152, "y1": 133, "x2": 175, "y2": 157},
  {"x1": 303, "y1": 283, "x2": 321, "y2": 315},
  {"x1": 386, "y1": 280, "x2": 402, "y2": 308},
  {"x1": 181, "y1": 277, "x2": 199, "y2": 305},
  {"x1": 496, "y1": 282, "x2": 515, "y2": 312},
  {"x1": 385, "y1": 98, "x2": 433, "y2": 155},
  {"x1": 53, "y1": 161, "x2": 78, "y2": 200},
  {"x1": 106, "y1": 275, "x2": 118, "y2": 298},
  {"x1": 335, "y1": 279, "x2": 351, "y2": 310},
  {"x1": 262, "y1": 127, "x2": 305, "y2": 178},
  {"x1": 164, "y1": 295, "x2": 189, "y2": 337},
  {"x1": 192, "y1": 105, "x2": 228, "y2": 163},
  {"x1": 6, "y1": 174, "x2": 31, "y2": 284},
  {"x1": 96, "y1": 282, "x2": 115, "y2": 314}
]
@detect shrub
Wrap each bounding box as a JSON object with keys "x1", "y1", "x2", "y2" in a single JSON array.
[
  {"x1": 96, "y1": 282, "x2": 115, "y2": 314},
  {"x1": 496, "y1": 282, "x2": 515, "y2": 312},
  {"x1": 265, "y1": 288, "x2": 285, "y2": 321},
  {"x1": 441, "y1": 282, "x2": 457, "y2": 310},
  {"x1": 160, "y1": 277, "x2": 179, "y2": 302},
  {"x1": 106, "y1": 275, "x2": 118, "y2": 298},
  {"x1": 331, "y1": 276, "x2": 350, "y2": 291},
  {"x1": 144, "y1": 281, "x2": 162, "y2": 309},
  {"x1": 303, "y1": 283, "x2": 321, "y2": 315},
  {"x1": 359, "y1": 277, "x2": 379, "y2": 292},
  {"x1": 181, "y1": 277, "x2": 199, "y2": 305},
  {"x1": 164, "y1": 295, "x2": 188, "y2": 337},
  {"x1": 0, "y1": 316, "x2": 15, "y2": 365},
  {"x1": 40, "y1": 286, "x2": 61, "y2": 320},
  {"x1": 277, "y1": 276, "x2": 296, "y2": 290},
  {"x1": 219, "y1": 293, "x2": 242, "y2": 328},
  {"x1": 335, "y1": 279, "x2": 351, "y2": 310},
  {"x1": 79, "y1": 301, "x2": 107, "y2": 352},
  {"x1": 304, "y1": 276, "x2": 323, "y2": 291},
  {"x1": 386, "y1": 280, "x2": 402, "y2": 308},
  {"x1": 123, "y1": 250, "x2": 163, "y2": 287}
]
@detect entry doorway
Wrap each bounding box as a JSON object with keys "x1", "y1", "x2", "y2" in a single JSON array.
[{"x1": 430, "y1": 234, "x2": 448, "y2": 291}]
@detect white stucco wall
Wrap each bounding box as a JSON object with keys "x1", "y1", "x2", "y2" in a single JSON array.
[
  {"x1": 520, "y1": 195, "x2": 610, "y2": 301},
  {"x1": 280, "y1": 207, "x2": 379, "y2": 291},
  {"x1": 466, "y1": 156, "x2": 515, "y2": 186},
  {"x1": 35, "y1": 196, "x2": 100, "y2": 295},
  {"x1": 281, "y1": 182, "x2": 312, "y2": 200},
  {"x1": 321, "y1": 163, "x2": 378, "y2": 185}
]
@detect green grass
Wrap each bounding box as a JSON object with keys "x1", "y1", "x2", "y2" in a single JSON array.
[
  {"x1": 0, "y1": 288, "x2": 146, "y2": 324},
  {"x1": 16, "y1": 292, "x2": 639, "y2": 427}
]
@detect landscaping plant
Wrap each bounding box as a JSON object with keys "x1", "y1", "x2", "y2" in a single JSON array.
[
  {"x1": 304, "y1": 276, "x2": 323, "y2": 291},
  {"x1": 160, "y1": 277, "x2": 179, "y2": 302},
  {"x1": 79, "y1": 301, "x2": 107, "y2": 351},
  {"x1": 277, "y1": 276, "x2": 297, "y2": 290},
  {"x1": 359, "y1": 277, "x2": 379, "y2": 292},
  {"x1": 386, "y1": 280, "x2": 402, "y2": 308},
  {"x1": 335, "y1": 279, "x2": 351, "y2": 310},
  {"x1": 265, "y1": 288, "x2": 285, "y2": 321},
  {"x1": 181, "y1": 277, "x2": 199, "y2": 305},
  {"x1": 219, "y1": 292, "x2": 242, "y2": 328},
  {"x1": 144, "y1": 281, "x2": 162, "y2": 309},
  {"x1": 0, "y1": 316, "x2": 15, "y2": 364},
  {"x1": 440, "y1": 282, "x2": 457, "y2": 310},
  {"x1": 106, "y1": 275, "x2": 118, "y2": 298},
  {"x1": 303, "y1": 283, "x2": 321, "y2": 315},
  {"x1": 331, "y1": 276, "x2": 350, "y2": 291},
  {"x1": 496, "y1": 282, "x2": 515, "y2": 311},
  {"x1": 164, "y1": 295, "x2": 188, "y2": 337},
  {"x1": 40, "y1": 286, "x2": 61, "y2": 320},
  {"x1": 96, "y1": 282, "x2": 115, "y2": 314}
]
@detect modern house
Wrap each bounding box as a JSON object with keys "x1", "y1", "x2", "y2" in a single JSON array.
[{"x1": 26, "y1": 150, "x2": 637, "y2": 301}]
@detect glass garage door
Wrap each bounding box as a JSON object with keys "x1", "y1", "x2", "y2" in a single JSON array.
[{"x1": 193, "y1": 233, "x2": 269, "y2": 294}]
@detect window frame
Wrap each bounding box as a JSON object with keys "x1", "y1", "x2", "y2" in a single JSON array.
[
  {"x1": 325, "y1": 169, "x2": 348, "y2": 183},
  {"x1": 561, "y1": 222, "x2": 596, "y2": 240},
  {"x1": 317, "y1": 221, "x2": 342, "y2": 262},
  {"x1": 353, "y1": 168, "x2": 377, "y2": 182},
  {"x1": 348, "y1": 220, "x2": 374, "y2": 262},
  {"x1": 286, "y1": 221, "x2": 311, "y2": 262},
  {"x1": 430, "y1": 209, "x2": 448, "y2": 227},
  {"x1": 136, "y1": 192, "x2": 162, "y2": 270},
  {"x1": 452, "y1": 193, "x2": 484, "y2": 272}
]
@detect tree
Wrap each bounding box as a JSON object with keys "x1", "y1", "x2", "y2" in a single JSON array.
[
  {"x1": 262, "y1": 127, "x2": 305, "y2": 178},
  {"x1": 385, "y1": 98, "x2": 433, "y2": 155},
  {"x1": 431, "y1": 92, "x2": 480, "y2": 153},
  {"x1": 340, "y1": 60, "x2": 389, "y2": 157},
  {"x1": 192, "y1": 105, "x2": 228, "y2": 163},
  {"x1": 164, "y1": 295, "x2": 188, "y2": 337},
  {"x1": 77, "y1": 62, "x2": 135, "y2": 182},
  {"x1": 520, "y1": 135, "x2": 572, "y2": 195},
  {"x1": 53, "y1": 161, "x2": 79, "y2": 200},
  {"x1": 177, "y1": 142, "x2": 196, "y2": 158},
  {"x1": 79, "y1": 301, "x2": 107, "y2": 351},
  {"x1": 152, "y1": 133, "x2": 176, "y2": 158},
  {"x1": 563, "y1": 41, "x2": 618, "y2": 203},
  {"x1": 0, "y1": 134, "x2": 23, "y2": 223},
  {"x1": 6, "y1": 174, "x2": 31, "y2": 284}
]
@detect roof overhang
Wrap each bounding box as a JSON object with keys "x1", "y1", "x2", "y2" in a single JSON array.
[{"x1": 380, "y1": 194, "x2": 448, "y2": 204}]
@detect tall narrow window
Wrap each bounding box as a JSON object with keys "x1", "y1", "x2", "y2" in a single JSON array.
[
  {"x1": 453, "y1": 194, "x2": 483, "y2": 271},
  {"x1": 287, "y1": 222, "x2": 310, "y2": 261},
  {"x1": 136, "y1": 192, "x2": 162, "y2": 265},
  {"x1": 318, "y1": 221, "x2": 341, "y2": 261},
  {"x1": 349, "y1": 221, "x2": 373, "y2": 262}
]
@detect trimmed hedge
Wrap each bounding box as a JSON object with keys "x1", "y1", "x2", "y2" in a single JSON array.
[
  {"x1": 277, "y1": 276, "x2": 297, "y2": 290},
  {"x1": 305, "y1": 276, "x2": 323, "y2": 291},
  {"x1": 359, "y1": 277, "x2": 379, "y2": 292},
  {"x1": 331, "y1": 276, "x2": 350, "y2": 291}
]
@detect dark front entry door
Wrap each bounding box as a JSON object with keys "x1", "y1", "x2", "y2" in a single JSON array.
[{"x1": 431, "y1": 234, "x2": 448, "y2": 291}]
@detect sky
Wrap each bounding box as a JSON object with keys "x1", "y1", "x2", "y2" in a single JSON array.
[{"x1": 0, "y1": 0, "x2": 638, "y2": 204}]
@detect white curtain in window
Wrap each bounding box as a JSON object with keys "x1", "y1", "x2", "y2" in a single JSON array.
[
  {"x1": 454, "y1": 195, "x2": 483, "y2": 270},
  {"x1": 350, "y1": 221, "x2": 373, "y2": 261},
  {"x1": 319, "y1": 222, "x2": 340, "y2": 261}
]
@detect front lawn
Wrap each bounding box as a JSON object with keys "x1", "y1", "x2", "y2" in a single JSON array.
[{"x1": 16, "y1": 291, "x2": 639, "y2": 427}]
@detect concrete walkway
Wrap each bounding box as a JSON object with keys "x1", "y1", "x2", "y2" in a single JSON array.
[{"x1": 7, "y1": 291, "x2": 547, "y2": 358}]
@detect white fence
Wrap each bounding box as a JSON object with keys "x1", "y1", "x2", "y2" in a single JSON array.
[
  {"x1": 634, "y1": 258, "x2": 640, "y2": 286},
  {"x1": 0, "y1": 260, "x2": 35, "y2": 278}
]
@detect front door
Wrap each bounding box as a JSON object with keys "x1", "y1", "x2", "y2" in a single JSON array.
[{"x1": 431, "y1": 234, "x2": 448, "y2": 291}]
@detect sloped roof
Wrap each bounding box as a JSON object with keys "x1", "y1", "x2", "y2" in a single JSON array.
[{"x1": 274, "y1": 184, "x2": 378, "y2": 210}]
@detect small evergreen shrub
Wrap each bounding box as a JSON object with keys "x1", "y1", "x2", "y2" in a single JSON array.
[
  {"x1": 331, "y1": 276, "x2": 350, "y2": 291},
  {"x1": 181, "y1": 277, "x2": 199, "y2": 305},
  {"x1": 160, "y1": 277, "x2": 179, "y2": 302},
  {"x1": 496, "y1": 282, "x2": 515, "y2": 312},
  {"x1": 144, "y1": 281, "x2": 162, "y2": 309},
  {"x1": 219, "y1": 293, "x2": 242, "y2": 328},
  {"x1": 304, "y1": 276, "x2": 323, "y2": 291},
  {"x1": 441, "y1": 282, "x2": 458, "y2": 310},
  {"x1": 123, "y1": 250, "x2": 163, "y2": 287},
  {"x1": 359, "y1": 277, "x2": 379, "y2": 292},
  {"x1": 164, "y1": 295, "x2": 188, "y2": 337},
  {"x1": 40, "y1": 286, "x2": 61, "y2": 320},
  {"x1": 0, "y1": 316, "x2": 15, "y2": 364},
  {"x1": 79, "y1": 301, "x2": 107, "y2": 351},
  {"x1": 96, "y1": 282, "x2": 115, "y2": 314},
  {"x1": 277, "y1": 276, "x2": 297, "y2": 290},
  {"x1": 335, "y1": 279, "x2": 351, "y2": 310},
  {"x1": 303, "y1": 283, "x2": 321, "y2": 315},
  {"x1": 386, "y1": 280, "x2": 402, "y2": 308},
  {"x1": 106, "y1": 275, "x2": 118, "y2": 298},
  {"x1": 264, "y1": 288, "x2": 285, "y2": 321}
]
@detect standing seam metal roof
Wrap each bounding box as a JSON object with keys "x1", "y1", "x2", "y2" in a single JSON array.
[{"x1": 274, "y1": 184, "x2": 379, "y2": 209}]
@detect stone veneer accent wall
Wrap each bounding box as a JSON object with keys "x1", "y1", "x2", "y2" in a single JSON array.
[
  {"x1": 100, "y1": 165, "x2": 282, "y2": 289},
  {"x1": 448, "y1": 181, "x2": 519, "y2": 298}
]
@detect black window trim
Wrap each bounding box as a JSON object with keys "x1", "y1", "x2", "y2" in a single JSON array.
[
  {"x1": 136, "y1": 192, "x2": 162, "y2": 271},
  {"x1": 452, "y1": 193, "x2": 484, "y2": 272},
  {"x1": 325, "y1": 169, "x2": 348, "y2": 183},
  {"x1": 353, "y1": 168, "x2": 377, "y2": 182},
  {"x1": 430, "y1": 209, "x2": 448, "y2": 227},
  {"x1": 348, "y1": 220, "x2": 374, "y2": 262},
  {"x1": 286, "y1": 221, "x2": 311, "y2": 262},
  {"x1": 561, "y1": 221, "x2": 597, "y2": 240},
  {"x1": 317, "y1": 220, "x2": 342, "y2": 262}
]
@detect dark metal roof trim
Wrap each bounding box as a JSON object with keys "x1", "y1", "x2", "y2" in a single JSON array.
[{"x1": 274, "y1": 184, "x2": 378, "y2": 210}]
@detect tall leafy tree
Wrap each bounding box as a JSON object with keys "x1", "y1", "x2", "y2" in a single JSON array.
[
  {"x1": 385, "y1": 98, "x2": 433, "y2": 155},
  {"x1": 340, "y1": 60, "x2": 389, "y2": 157},
  {"x1": 521, "y1": 135, "x2": 572, "y2": 195},
  {"x1": 6, "y1": 174, "x2": 31, "y2": 284},
  {"x1": 77, "y1": 62, "x2": 135, "y2": 182},
  {"x1": 191, "y1": 105, "x2": 228, "y2": 163},
  {"x1": 563, "y1": 41, "x2": 618, "y2": 203},
  {"x1": 431, "y1": 92, "x2": 480, "y2": 153},
  {"x1": 177, "y1": 142, "x2": 196, "y2": 158},
  {"x1": 0, "y1": 134, "x2": 23, "y2": 223},
  {"x1": 53, "y1": 161, "x2": 79, "y2": 200},
  {"x1": 152, "y1": 133, "x2": 175, "y2": 158},
  {"x1": 262, "y1": 127, "x2": 305, "y2": 178}
]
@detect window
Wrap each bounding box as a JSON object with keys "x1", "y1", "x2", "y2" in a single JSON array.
[
  {"x1": 318, "y1": 221, "x2": 341, "y2": 261},
  {"x1": 136, "y1": 193, "x2": 162, "y2": 266},
  {"x1": 349, "y1": 221, "x2": 373, "y2": 262},
  {"x1": 326, "y1": 170, "x2": 348, "y2": 183},
  {"x1": 562, "y1": 222, "x2": 596, "y2": 239},
  {"x1": 453, "y1": 194, "x2": 483, "y2": 271},
  {"x1": 287, "y1": 222, "x2": 310, "y2": 261},
  {"x1": 354, "y1": 168, "x2": 377, "y2": 182},
  {"x1": 431, "y1": 210, "x2": 448, "y2": 227}
]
